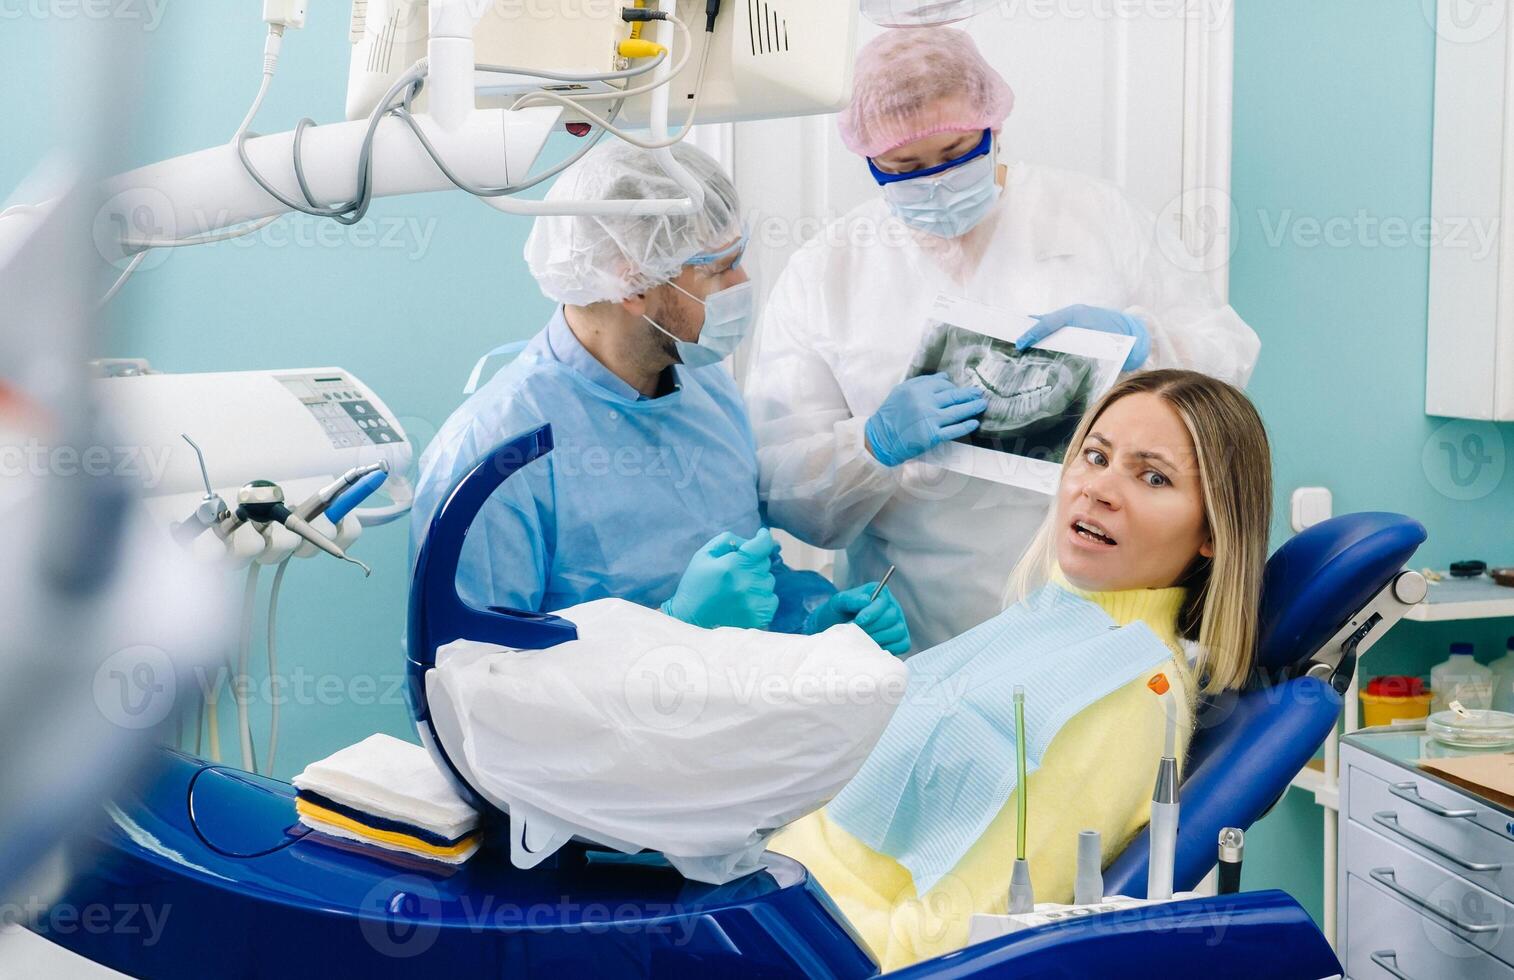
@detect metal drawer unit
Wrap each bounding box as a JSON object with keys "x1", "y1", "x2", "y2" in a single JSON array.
[
  {"x1": 1344, "y1": 819, "x2": 1513, "y2": 970},
  {"x1": 1345, "y1": 872, "x2": 1514, "y2": 980},
  {"x1": 1341, "y1": 729, "x2": 1514, "y2": 979}
]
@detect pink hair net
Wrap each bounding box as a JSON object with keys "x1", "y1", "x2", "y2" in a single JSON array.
[{"x1": 837, "y1": 28, "x2": 1015, "y2": 159}]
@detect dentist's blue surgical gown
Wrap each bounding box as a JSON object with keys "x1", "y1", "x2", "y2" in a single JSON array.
[{"x1": 410, "y1": 308, "x2": 828, "y2": 625}]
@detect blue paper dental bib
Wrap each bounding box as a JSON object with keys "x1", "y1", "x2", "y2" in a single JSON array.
[{"x1": 827, "y1": 584, "x2": 1173, "y2": 892}]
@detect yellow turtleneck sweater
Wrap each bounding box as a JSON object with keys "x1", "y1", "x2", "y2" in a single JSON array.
[{"x1": 769, "y1": 578, "x2": 1194, "y2": 972}]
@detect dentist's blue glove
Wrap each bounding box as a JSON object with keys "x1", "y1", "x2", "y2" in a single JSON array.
[
  {"x1": 1017, "y1": 305, "x2": 1150, "y2": 372},
  {"x1": 661, "y1": 528, "x2": 780, "y2": 629},
  {"x1": 865, "y1": 374, "x2": 989, "y2": 467},
  {"x1": 804, "y1": 584, "x2": 911, "y2": 655}
]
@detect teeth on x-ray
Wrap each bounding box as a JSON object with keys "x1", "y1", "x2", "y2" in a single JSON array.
[{"x1": 930, "y1": 326, "x2": 1093, "y2": 436}]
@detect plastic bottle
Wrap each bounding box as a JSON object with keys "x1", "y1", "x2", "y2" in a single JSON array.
[
  {"x1": 1489, "y1": 638, "x2": 1514, "y2": 713},
  {"x1": 1430, "y1": 643, "x2": 1494, "y2": 713}
]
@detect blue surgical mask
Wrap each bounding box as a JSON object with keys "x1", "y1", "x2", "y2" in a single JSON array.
[
  {"x1": 871, "y1": 130, "x2": 1002, "y2": 239},
  {"x1": 645, "y1": 279, "x2": 755, "y2": 368}
]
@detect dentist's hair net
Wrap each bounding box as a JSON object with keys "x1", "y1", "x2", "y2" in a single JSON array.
[
  {"x1": 525, "y1": 142, "x2": 742, "y2": 307},
  {"x1": 838, "y1": 27, "x2": 1015, "y2": 159}
]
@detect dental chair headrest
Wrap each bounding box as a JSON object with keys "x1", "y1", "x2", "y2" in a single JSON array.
[{"x1": 1253, "y1": 512, "x2": 1426, "y2": 675}]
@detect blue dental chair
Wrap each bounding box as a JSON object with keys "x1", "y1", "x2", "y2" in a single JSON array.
[{"x1": 32, "y1": 425, "x2": 1425, "y2": 978}]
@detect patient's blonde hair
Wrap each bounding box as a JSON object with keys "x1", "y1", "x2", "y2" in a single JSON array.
[{"x1": 1005, "y1": 370, "x2": 1272, "y2": 693}]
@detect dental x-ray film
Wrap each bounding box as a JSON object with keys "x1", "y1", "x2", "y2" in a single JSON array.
[{"x1": 906, "y1": 294, "x2": 1135, "y2": 495}]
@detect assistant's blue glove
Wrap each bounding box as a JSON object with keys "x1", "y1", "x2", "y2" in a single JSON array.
[
  {"x1": 661, "y1": 528, "x2": 780, "y2": 629},
  {"x1": 865, "y1": 373, "x2": 988, "y2": 467},
  {"x1": 1017, "y1": 305, "x2": 1150, "y2": 372},
  {"x1": 804, "y1": 584, "x2": 911, "y2": 655}
]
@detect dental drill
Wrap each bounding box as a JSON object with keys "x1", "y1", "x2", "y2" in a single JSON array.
[
  {"x1": 1147, "y1": 672, "x2": 1179, "y2": 901},
  {"x1": 292, "y1": 460, "x2": 389, "y2": 522},
  {"x1": 235, "y1": 481, "x2": 371, "y2": 576}
]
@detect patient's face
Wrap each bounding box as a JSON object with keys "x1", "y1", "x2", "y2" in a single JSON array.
[{"x1": 1054, "y1": 393, "x2": 1213, "y2": 592}]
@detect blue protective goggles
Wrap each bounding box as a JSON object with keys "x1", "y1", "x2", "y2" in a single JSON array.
[
  {"x1": 867, "y1": 129, "x2": 994, "y2": 186},
  {"x1": 686, "y1": 228, "x2": 749, "y2": 269}
]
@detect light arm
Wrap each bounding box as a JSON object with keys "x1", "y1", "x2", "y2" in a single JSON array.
[{"x1": 98, "y1": 0, "x2": 703, "y2": 261}]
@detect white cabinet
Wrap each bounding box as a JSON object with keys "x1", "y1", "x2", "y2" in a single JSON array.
[{"x1": 1427, "y1": 0, "x2": 1514, "y2": 421}]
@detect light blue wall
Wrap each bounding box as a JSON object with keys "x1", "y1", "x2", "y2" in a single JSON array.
[
  {"x1": 3, "y1": 5, "x2": 557, "y2": 777},
  {"x1": 1231, "y1": 0, "x2": 1514, "y2": 923},
  {"x1": 7, "y1": 0, "x2": 1511, "y2": 929}
]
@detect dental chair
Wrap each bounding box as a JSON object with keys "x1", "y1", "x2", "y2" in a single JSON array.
[{"x1": 34, "y1": 425, "x2": 1426, "y2": 978}]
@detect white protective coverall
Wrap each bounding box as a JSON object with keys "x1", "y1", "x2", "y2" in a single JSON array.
[{"x1": 745, "y1": 161, "x2": 1260, "y2": 650}]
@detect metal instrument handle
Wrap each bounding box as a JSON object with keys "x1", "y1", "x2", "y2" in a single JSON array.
[
  {"x1": 1370, "y1": 950, "x2": 1416, "y2": 980},
  {"x1": 1372, "y1": 811, "x2": 1502, "y2": 871},
  {"x1": 1369, "y1": 868, "x2": 1500, "y2": 934},
  {"x1": 1390, "y1": 781, "x2": 1477, "y2": 819}
]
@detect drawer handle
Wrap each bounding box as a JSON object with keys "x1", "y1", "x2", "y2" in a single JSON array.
[
  {"x1": 1370, "y1": 950, "x2": 1416, "y2": 980},
  {"x1": 1390, "y1": 781, "x2": 1477, "y2": 819},
  {"x1": 1372, "y1": 811, "x2": 1504, "y2": 872},
  {"x1": 1369, "y1": 867, "x2": 1502, "y2": 934}
]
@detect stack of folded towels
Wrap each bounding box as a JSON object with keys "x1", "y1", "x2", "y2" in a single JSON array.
[{"x1": 292, "y1": 733, "x2": 482, "y2": 865}]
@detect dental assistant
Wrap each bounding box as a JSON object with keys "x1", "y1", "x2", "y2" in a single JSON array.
[
  {"x1": 745, "y1": 27, "x2": 1260, "y2": 650},
  {"x1": 410, "y1": 142, "x2": 909, "y2": 651}
]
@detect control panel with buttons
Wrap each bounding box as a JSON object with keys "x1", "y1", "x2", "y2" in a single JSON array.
[{"x1": 277, "y1": 372, "x2": 402, "y2": 450}]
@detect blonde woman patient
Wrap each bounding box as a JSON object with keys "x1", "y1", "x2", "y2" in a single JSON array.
[{"x1": 770, "y1": 369, "x2": 1274, "y2": 970}]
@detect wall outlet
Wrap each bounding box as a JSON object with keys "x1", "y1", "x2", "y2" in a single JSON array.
[{"x1": 1291, "y1": 487, "x2": 1333, "y2": 532}]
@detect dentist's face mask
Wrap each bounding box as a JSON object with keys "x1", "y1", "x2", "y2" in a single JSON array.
[
  {"x1": 644, "y1": 235, "x2": 754, "y2": 368},
  {"x1": 870, "y1": 129, "x2": 1001, "y2": 239}
]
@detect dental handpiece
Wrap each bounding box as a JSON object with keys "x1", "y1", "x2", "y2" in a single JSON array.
[
  {"x1": 293, "y1": 460, "x2": 388, "y2": 523},
  {"x1": 1217, "y1": 828, "x2": 1244, "y2": 895},
  {"x1": 236, "y1": 481, "x2": 371, "y2": 576},
  {"x1": 1146, "y1": 673, "x2": 1178, "y2": 902}
]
